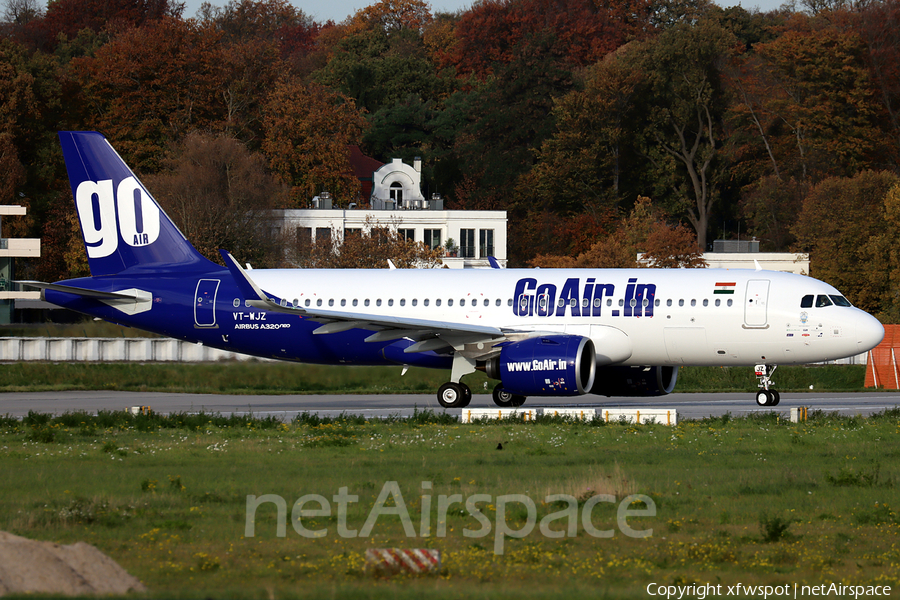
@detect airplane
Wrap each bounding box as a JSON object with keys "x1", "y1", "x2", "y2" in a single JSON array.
[{"x1": 20, "y1": 131, "x2": 886, "y2": 409}]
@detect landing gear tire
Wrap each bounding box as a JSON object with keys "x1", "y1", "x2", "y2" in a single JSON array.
[
  {"x1": 492, "y1": 385, "x2": 526, "y2": 408},
  {"x1": 755, "y1": 389, "x2": 780, "y2": 407},
  {"x1": 437, "y1": 382, "x2": 471, "y2": 409},
  {"x1": 462, "y1": 384, "x2": 472, "y2": 407}
]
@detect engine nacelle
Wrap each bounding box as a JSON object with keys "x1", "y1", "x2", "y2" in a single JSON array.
[
  {"x1": 590, "y1": 365, "x2": 678, "y2": 396},
  {"x1": 484, "y1": 335, "x2": 596, "y2": 396}
]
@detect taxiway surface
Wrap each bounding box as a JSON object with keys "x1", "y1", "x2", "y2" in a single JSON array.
[{"x1": 2, "y1": 390, "x2": 898, "y2": 420}]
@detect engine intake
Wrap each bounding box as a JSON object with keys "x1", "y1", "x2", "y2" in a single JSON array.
[{"x1": 484, "y1": 335, "x2": 596, "y2": 396}]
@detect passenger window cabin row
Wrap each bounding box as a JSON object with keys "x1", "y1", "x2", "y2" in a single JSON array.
[{"x1": 231, "y1": 296, "x2": 744, "y2": 310}]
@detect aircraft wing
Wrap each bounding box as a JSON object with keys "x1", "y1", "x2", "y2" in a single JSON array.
[{"x1": 220, "y1": 250, "x2": 518, "y2": 357}]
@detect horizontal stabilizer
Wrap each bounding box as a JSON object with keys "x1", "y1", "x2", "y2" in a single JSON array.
[{"x1": 17, "y1": 280, "x2": 146, "y2": 300}]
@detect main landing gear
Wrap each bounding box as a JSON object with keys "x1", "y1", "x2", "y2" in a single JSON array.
[
  {"x1": 435, "y1": 382, "x2": 528, "y2": 409},
  {"x1": 437, "y1": 382, "x2": 472, "y2": 409},
  {"x1": 436, "y1": 353, "x2": 529, "y2": 409},
  {"x1": 754, "y1": 364, "x2": 780, "y2": 407},
  {"x1": 492, "y1": 385, "x2": 526, "y2": 408}
]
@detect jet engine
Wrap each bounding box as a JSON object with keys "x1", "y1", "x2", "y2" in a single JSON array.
[
  {"x1": 590, "y1": 365, "x2": 678, "y2": 396},
  {"x1": 483, "y1": 335, "x2": 596, "y2": 396}
]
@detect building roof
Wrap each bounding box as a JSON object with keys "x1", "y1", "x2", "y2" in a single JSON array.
[{"x1": 347, "y1": 146, "x2": 384, "y2": 181}]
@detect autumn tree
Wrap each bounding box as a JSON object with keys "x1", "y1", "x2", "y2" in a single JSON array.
[
  {"x1": 850, "y1": 0, "x2": 900, "y2": 171},
  {"x1": 345, "y1": 0, "x2": 433, "y2": 33},
  {"x1": 288, "y1": 218, "x2": 443, "y2": 268},
  {"x1": 71, "y1": 19, "x2": 226, "y2": 171},
  {"x1": 439, "y1": 0, "x2": 634, "y2": 79},
  {"x1": 752, "y1": 16, "x2": 883, "y2": 181},
  {"x1": 877, "y1": 182, "x2": 900, "y2": 321},
  {"x1": 144, "y1": 132, "x2": 287, "y2": 268},
  {"x1": 262, "y1": 78, "x2": 368, "y2": 206},
  {"x1": 530, "y1": 197, "x2": 706, "y2": 268},
  {"x1": 201, "y1": 0, "x2": 307, "y2": 42},
  {"x1": 792, "y1": 170, "x2": 900, "y2": 317},
  {"x1": 24, "y1": 0, "x2": 181, "y2": 51},
  {"x1": 34, "y1": 191, "x2": 89, "y2": 282}
]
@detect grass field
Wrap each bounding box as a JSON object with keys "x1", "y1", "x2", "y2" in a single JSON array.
[
  {"x1": 2, "y1": 409, "x2": 899, "y2": 599},
  {"x1": 0, "y1": 362, "x2": 879, "y2": 394}
]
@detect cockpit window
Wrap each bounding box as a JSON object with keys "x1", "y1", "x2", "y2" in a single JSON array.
[
  {"x1": 815, "y1": 295, "x2": 833, "y2": 307},
  {"x1": 801, "y1": 295, "x2": 814, "y2": 308},
  {"x1": 830, "y1": 295, "x2": 852, "y2": 307}
]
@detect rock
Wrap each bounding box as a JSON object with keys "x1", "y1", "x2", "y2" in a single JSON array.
[{"x1": 0, "y1": 531, "x2": 146, "y2": 596}]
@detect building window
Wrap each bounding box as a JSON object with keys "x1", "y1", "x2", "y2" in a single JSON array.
[
  {"x1": 399, "y1": 228, "x2": 415, "y2": 242},
  {"x1": 315, "y1": 227, "x2": 331, "y2": 243},
  {"x1": 297, "y1": 227, "x2": 312, "y2": 247},
  {"x1": 390, "y1": 182, "x2": 403, "y2": 206},
  {"x1": 479, "y1": 229, "x2": 494, "y2": 257},
  {"x1": 345, "y1": 228, "x2": 362, "y2": 239},
  {"x1": 460, "y1": 229, "x2": 475, "y2": 258},
  {"x1": 424, "y1": 229, "x2": 442, "y2": 250}
]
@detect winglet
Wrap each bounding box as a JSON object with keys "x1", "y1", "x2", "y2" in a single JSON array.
[
  {"x1": 487, "y1": 256, "x2": 502, "y2": 269},
  {"x1": 754, "y1": 259, "x2": 763, "y2": 271}
]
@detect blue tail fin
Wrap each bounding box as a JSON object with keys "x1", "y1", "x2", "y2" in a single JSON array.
[{"x1": 59, "y1": 131, "x2": 215, "y2": 276}]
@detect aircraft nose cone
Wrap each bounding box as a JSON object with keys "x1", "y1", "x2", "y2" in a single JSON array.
[{"x1": 856, "y1": 312, "x2": 885, "y2": 353}]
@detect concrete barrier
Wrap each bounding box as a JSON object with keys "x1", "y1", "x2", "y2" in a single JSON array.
[
  {"x1": 599, "y1": 408, "x2": 677, "y2": 426},
  {"x1": 461, "y1": 408, "x2": 538, "y2": 422},
  {"x1": 0, "y1": 337, "x2": 262, "y2": 363},
  {"x1": 542, "y1": 408, "x2": 597, "y2": 420}
]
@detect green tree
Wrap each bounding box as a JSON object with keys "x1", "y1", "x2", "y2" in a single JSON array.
[
  {"x1": 522, "y1": 58, "x2": 642, "y2": 217},
  {"x1": 433, "y1": 32, "x2": 575, "y2": 209},
  {"x1": 622, "y1": 17, "x2": 737, "y2": 250},
  {"x1": 314, "y1": 27, "x2": 447, "y2": 116}
]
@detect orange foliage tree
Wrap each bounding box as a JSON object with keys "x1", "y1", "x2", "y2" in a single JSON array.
[
  {"x1": 145, "y1": 132, "x2": 288, "y2": 268},
  {"x1": 262, "y1": 79, "x2": 368, "y2": 206},
  {"x1": 287, "y1": 217, "x2": 443, "y2": 268},
  {"x1": 530, "y1": 197, "x2": 706, "y2": 268}
]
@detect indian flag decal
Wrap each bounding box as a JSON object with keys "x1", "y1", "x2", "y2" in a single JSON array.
[{"x1": 714, "y1": 282, "x2": 736, "y2": 295}]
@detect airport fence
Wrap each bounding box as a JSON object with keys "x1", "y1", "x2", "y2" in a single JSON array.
[{"x1": 0, "y1": 337, "x2": 259, "y2": 362}]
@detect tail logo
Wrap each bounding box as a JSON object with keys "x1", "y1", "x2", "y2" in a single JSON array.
[{"x1": 76, "y1": 177, "x2": 161, "y2": 258}]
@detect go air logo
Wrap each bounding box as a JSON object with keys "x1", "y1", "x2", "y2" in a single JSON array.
[{"x1": 75, "y1": 177, "x2": 160, "y2": 259}]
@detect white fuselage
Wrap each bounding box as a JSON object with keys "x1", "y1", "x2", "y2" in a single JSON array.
[{"x1": 247, "y1": 267, "x2": 884, "y2": 367}]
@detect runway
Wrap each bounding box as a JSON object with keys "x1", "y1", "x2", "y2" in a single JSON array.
[{"x1": 2, "y1": 390, "x2": 898, "y2": 420}]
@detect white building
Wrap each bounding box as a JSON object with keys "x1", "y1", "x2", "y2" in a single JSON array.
[
  {"x1": 702, "y1": 240, "x2": 809, "y2": 275},
  {"x1": 279, "y1": 153, "x2": 508, "y2": 268},
  {"x1": 370, "y1": 157, "x2": 427, "y2": 210},
  {"x1": 276, "y1": 208, "x2": 507, "y2": 269},
  {"x1": 0, "y1": 205, "x2": 41, "y2": 322}
]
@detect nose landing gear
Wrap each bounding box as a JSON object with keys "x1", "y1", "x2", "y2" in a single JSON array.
[{"x1": 754, "y1": 364, "x2": 780, "y2": 406}]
